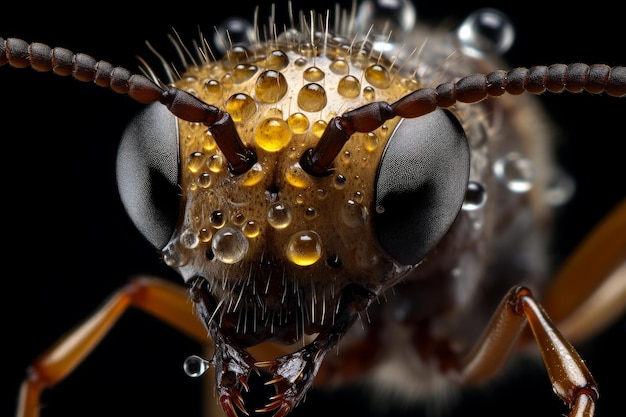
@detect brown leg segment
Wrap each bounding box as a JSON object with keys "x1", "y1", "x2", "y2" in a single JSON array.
[
  {"x1": 16, "y1": 276, "x2": 208, "y2": 417},
  {"x1": 457, "y1": 286, "x2": 598, "y2": 417},
  {"x1": 539, "y1": 199, "x2": 626, "y2": 344}
]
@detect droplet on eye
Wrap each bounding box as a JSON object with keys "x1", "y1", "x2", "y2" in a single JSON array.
[
  {"x1": 286, "y1": 230, "x2": 323, "y2": 266},
  {"x1": 462, "y1": 181, "x2": 487, "y2": 210}
]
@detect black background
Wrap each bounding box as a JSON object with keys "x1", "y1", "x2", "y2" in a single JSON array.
[{"x1": 3, "y1": 1, "x2": 624, "y2": 417}]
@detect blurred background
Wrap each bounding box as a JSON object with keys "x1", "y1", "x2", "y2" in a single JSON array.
[{"x1": 3, "y1": 1, "x2": 624, "y2": 416}]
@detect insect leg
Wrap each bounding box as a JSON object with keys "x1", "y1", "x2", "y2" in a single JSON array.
[
  {"x1": 455, "y1": 286, "x2": 598, "y2": 417},
  {"x1": 16, "y1": 277, "x2": 207, "y2": 417},
  {"x1": 538, "y1": 199, "x2": 626, "y2": 344}
]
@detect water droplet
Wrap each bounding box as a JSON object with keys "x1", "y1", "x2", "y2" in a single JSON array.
[
  {"x1": 364, "y1": 64, "x2": 391, "y2": 89},
  {"x1": 202, "y1": 130, "x2": 217, "y2": 151},
  {"x1": 493, "y1": 153, "x2": 535, "y2": 193},
  {"x1": 202, "y1": 79, "x2": 223, "y2": 105},
  {"x1": 363, "y1": 132, "x2": 379, "y2": 151},
  {"x1": 197, "y1": 172, "x2": 212, "y2": 188},
  {"x1": 242, "y1": 220, "x2": 260, "y2": 238},
  {"x1": 225, "y1": 93, "x2": 257, "y2": 122},
  {"x1": 232, "y1": 64, "x2": 258, "y2": 84},
  {"x1": 457, "y1": 8, "x2": 515, "y2": 57},
  {"x1": 208, "y1": 154, "x2": 224, "y2": 173},
  {"x1": 287, "y1": 112, "x2": 310, "y2": 134},
  {"x1": 303, "y1": 66, "x2": 325, "y2": 82},
  {"x1": 338, "y1": 75, "x2": 361, "y2": 98},
  {"x1": 285, "y1": 162, "x2": 313, "y2": 188},
  {"x1": 268, "y1": 203, "x2": 292, "y2": 229},
  {"x1": 210, "y1": 210, "x2": 226, "y2": 228},
  {"x1": 298, "y1": 83, "x2": 328, "y2": 112},
  {"x1": 255, "y1": 70, "x2": 288, "y2": 103},
  {"x1": 342, "y1": 199, "x2": 366, "y2": 227},
  {"x1": 240, "y1": 162, "x2": 264, "y2": 186},
  {"x1": 330, "y1": 59, "x2": 349, "y2": 75},
  {"x1": 162, "y1": 242, "x2": 186, "y2": 267},
  {"x1": 255, "y1": 117, "x2": 292, "y2": 151},
  {"x1": 265, "y1": 50, "x2": 289, "y2": 71},
  {"x1": 462, "y1": 181, "x2": 487, "y2": 210},
  {"x1": 311, "y1": 120, "x2": 328, "y2": 138},
  {"x1": 211, "y1": 226, "x2": 249, "y2": 264},
  {"x1": 213, "y1": 17, "x2": 253, "y2": 55},
  {"x1": 363, "y1": 86, "x2": 376, "y2": 101},
  {"x1": 199, "y1": 228, "x2": 212, "y2": 242},
  {"x1": 356, "y1": 0, "x2": 417, "y2": 51},
  {"x1": 187, "y1": 152, "x2": 205, "y2": 173},
  {"x1": 180, "y1": 229, "x2": 200, "y2": 249},
  {"x1": 334, "y1": 174, "x2": 347, "y2": 190},
  {"x1": 183, "y1": 355, "x2": 213, "y2": 377},
  {"x1": 286, "y1": 230, "x2": 323, "y2": 266},
  {"x1": 544, "y1": 168, "x2": 576, "y2": 207}
]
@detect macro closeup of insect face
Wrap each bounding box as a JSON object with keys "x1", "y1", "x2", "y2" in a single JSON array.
[{"x1": 4, "y1": 1, "x2": 625, "y2": 417}]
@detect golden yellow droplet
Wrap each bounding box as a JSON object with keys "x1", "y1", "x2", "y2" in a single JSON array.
[
  {"x1": 365, "y1": 64, "x2": 391, "y2": 88},
  {"x1": 227, "y1": 45, "x2": 251, "y2": 65},
  {"x1": 221, "y1": 73, "x2": 234, "y2": 89},
  {"x1": 303, "y1": 66, "x2": 325, "y2": 82},
  {"x1": 298, "y1": 83, "x2": 327, "y2": 112},
  {"x1": 202, "y1": 130, "x2": 217, "y2": 151},
  {"x1": 311, "y1": 119, "x2": 327, "y2": 138},
  {"x1": 294, "y1": 57, "x2": 307, "y2": 68},
  {"x1": 287, "y1": 112, "x2": 310, "y2": 134},
  {"x1": 255, "y1": 117, "x2": 292, "y2": 152},
  {"x1": 286, "y1": 230, "x2": 323, "y2": 266},
  {"x1": 232, "y1": 64, "x2": 258, "y2": 84},
  {"x1": 240, "y1": 162, "x2": 264, "y2": 186},
  {"x1": 364, "y1": 132, "x2": 379, "y2": 152},
  {"x1": 225, "y1": 93, "x2": 256, "y2": 122},
  {"x1": 242, "y1": 220, "x2": 260, "y2": 238},
  {"x1": 202, "y1": 79, "x2": 223, "y2": 104},
  {"x1": 285, "y1": 163, "x2": 313, "y2": 188},
  {"x1": 330, "y1": 59, "x2": 349, "y2": 75},
  {"x1": 187, "y1": 152, "x2": 204, "y2": 173},
  {"x1": 265, "y1": 50, "x2": 289, "y2": 71},
  {"x1": 208, "y1": 154, "x2": 224, "y2": 173},
  {"x1": 255, "y1": 70, "x2": 288, "y2": 103},
  {"x1": 351, "y1": 49, "x2": 369, "y2": 69},
  {"x1": 363, "y1": 86, "x2": 376, "y2": 101},
  {"x1": 199, "y1": 228, "x2": 212, "y2": 242},
  {"x1": 338, "y1": 75, "x2": 361, "y2": 98}
]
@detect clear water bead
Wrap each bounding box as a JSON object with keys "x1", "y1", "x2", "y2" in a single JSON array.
[
  {"x1": 183, "y1": 355, "x2": 213, "y2": 377},
  {"x1": 457, "y1": 8, "x2": 515, "y2": 58},
  {"x1": 213, "y1": 17, "x2": 253, "y2": 55}
]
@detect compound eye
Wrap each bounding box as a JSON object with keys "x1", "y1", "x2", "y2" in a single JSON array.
[
  {"x1": 374, "y1": 109, "x2": 470, "y2": 265},
  {"x1": 116, "y1": 103, "x2": 180, "y2": 249}
]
